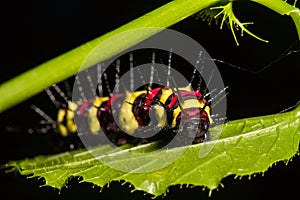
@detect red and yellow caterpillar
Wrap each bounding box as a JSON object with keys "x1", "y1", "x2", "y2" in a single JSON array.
[
  {"x1": 35, "y1": 51, "x2": 213, "y2": 146},
  {"x1": 55, "y1": 86, "x2": 211, "y2": 146}
]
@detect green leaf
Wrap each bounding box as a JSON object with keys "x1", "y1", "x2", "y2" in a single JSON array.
[{"x1": 3, "y1": 102, "x2": 300, "y2": 197}]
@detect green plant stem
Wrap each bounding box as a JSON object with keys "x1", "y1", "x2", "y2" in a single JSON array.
[
  {"x1": 253, "y1": 0, "x2": 300, "y2": 38},
  {"x1": 290, "y1": 11, "x2": 300, "y2": 38},
  {"x1": 0, "y1": 0, "x2": 299, "y2": 113},
  {"x1": 253, "y1": 0, "x2": 296, "y2": 14},
  {"x1": 0, "y1": 0, "x2": 219, "y2": 113}
]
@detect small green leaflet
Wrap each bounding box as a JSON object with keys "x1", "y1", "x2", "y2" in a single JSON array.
[{"x1": 3, "y1": 102, "x2": 300, "y2": 197}]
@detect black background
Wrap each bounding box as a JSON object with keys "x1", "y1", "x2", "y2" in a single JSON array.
[{"x1": 0, "y1": 0, "x2": 300, "y2": 199}]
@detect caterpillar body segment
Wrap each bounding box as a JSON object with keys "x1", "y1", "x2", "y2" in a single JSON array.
[{"x1": 34, "y1": 50, "x2": 215, "y2": 147}]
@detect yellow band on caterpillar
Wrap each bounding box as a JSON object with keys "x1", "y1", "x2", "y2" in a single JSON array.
[
  {"x1": 56, "y1": 102, "x2": 78, "y2": 136},
  {"x1": 171, "y1": 99, "x2": 210, "y2": 128},
  {"x1": 119, "y1": 90, "x2": 147, "y2": 134},
  {"x1": 88, "y1": 97, "x2": 109, "y2": 134}
]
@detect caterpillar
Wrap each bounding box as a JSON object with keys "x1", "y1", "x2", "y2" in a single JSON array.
[{"x1": 32, "y1": 49, "x2": 219, "y2": 147}]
